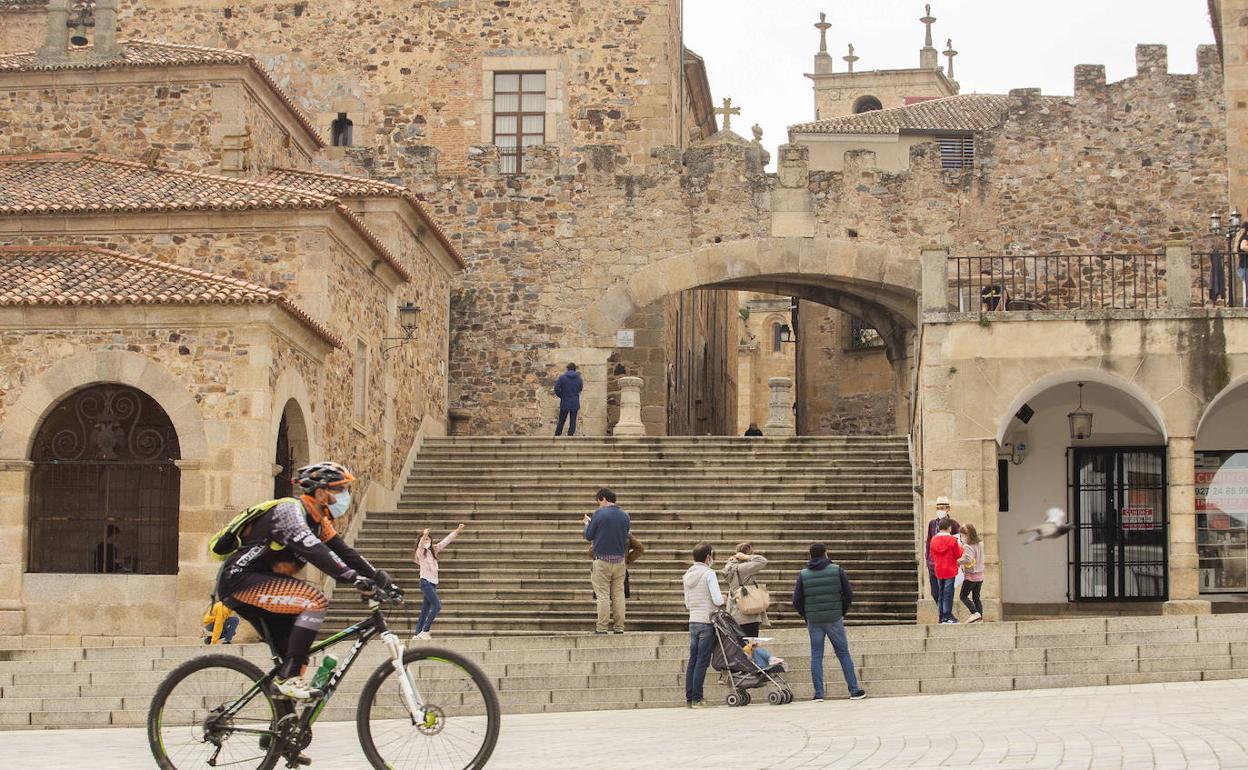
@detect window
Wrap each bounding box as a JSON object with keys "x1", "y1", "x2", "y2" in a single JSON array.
[
  {"x1": 28, "y1": 385, "x2": 181, "y2": 574},
  {"x1": 493, "y1": 72, "x2": 546, "y2": 173},
  {"x1": 772, "y1": 323, "x2": 784, "y2": 353},
  {"x1": 353, "y1": 339, "x2": 368, "y2": 426},
  {"x1": 331, "y1": 113, "x2": 353, "y2": 147},
  {"x1": 938, "y1": 135, "x2": 974, "y2": 170},
  {"x1": 852, "y1": 95, "x2": 883, "y2": 114},
  {"x1": 848, "y1": 317, "x2": 884, "y2": 350}
]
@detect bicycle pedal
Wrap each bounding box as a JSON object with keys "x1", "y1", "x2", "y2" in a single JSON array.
[{"x1": 285, "y1": 754, "x2": 312, "y2": 767}]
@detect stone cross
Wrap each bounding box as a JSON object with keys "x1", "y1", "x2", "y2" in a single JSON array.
[
  {"x1": 815, "y1": 12, "x2": 831, "y2": 54},
  {"x1": 944, "y1": 38, "x2": 958, "y2": 81},
  {"x1": 714, "y1": 97, "x2": 741, "y2": 133},
  {"x1": 843, "y1": 43, "x2": 859, "y2": 74}
]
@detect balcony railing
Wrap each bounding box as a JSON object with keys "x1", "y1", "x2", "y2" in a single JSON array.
[
  {"x1": 950, "y1": 254, "x2": 1166, "y2": 312},
  {"x1": 1192, "y1": 252, "x2": 1248, "y2": 308}
]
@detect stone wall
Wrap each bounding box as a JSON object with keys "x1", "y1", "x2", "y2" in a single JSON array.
[
  {"x1": 0, "y1": 7, "x2": 42, "y2": 55},
  {"x1": 797, "y1": 304, "x2": 896, "y2": 435},
  {"x1": 0, "y1": 69, "x2": 312, "y2": 174},
  {"x1": 737, "y1": 294, "x2": 795, "y2": 434},
  {"x1": 1219, "y1": 0, "x2": 1248, "y2": 206}
]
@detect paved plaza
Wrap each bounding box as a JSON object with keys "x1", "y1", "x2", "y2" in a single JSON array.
[{"x1": 10, "y1": 678, "x2": 1248, "y2": 769}]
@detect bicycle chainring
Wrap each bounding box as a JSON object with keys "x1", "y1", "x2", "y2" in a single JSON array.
[{"x1": 274, "y1": 713, "x2": 313, "y2": 752}]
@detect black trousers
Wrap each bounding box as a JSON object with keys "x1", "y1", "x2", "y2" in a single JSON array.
[
  {"x1": 556, "y1": 409, "x2": 578, "y2": 436},
  {"x1": 960, "y1": 580, "x2": 983, "y2": 614}
]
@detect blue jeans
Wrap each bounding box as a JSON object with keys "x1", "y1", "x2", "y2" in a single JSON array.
[
  {"x1": 937, "y1": 577, "x2": 957, "y2": 622},
  {"x1": 685, "y1": 623, "x2": 714, "y2": 703},
  {"x1": 416, "y1": 578, "x2": 442, "y2": 633},
  {"x1": 807, "y1": 619, "x2": 859, "y2": 698},
  {"x1": 555, "y1": 409, "x2": 578, "y2": 436}
]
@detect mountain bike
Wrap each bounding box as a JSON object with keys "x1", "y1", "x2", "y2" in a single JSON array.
[{"x1": 147, "y1": 584, "x2": 501, "y2": 769}]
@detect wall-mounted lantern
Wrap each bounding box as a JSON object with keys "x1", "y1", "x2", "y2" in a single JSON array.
[
  {"x1": 381, "y1": 302, "x2": 421, "y2": 360},
  {"x1": 1067, "y1": 382, "x2": 1093, "y2": 441}
]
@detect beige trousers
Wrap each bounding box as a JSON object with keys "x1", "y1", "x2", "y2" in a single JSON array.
[{"x1": 590, "y1": 559, "x2": 627, "y2": 632}]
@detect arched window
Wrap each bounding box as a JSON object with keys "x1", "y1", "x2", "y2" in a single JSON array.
[
  {"x1": 852, "y1": 95, "x2": 883, "y2": 114},
  {"x1": 772, "y1": 323, "x2": 785, "y2": 353},
  {"x1": 28, "y1": 385, "x2": 181, "y2": 575},
  {"x1": 331, "y1": 113, "x2": 354, "y2": 147},
  {"x1": 273, "y1": 399, "x2": 310, "y2": 498}
]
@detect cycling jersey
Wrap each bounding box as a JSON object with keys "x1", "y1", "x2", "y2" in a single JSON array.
[{"x1": 216, "y1": 496, "x2": 377, "y2": 599}]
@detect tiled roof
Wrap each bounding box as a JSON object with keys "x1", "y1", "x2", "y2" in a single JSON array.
[
  {"x1": 260, "y1": 167, "x2": 465, "y2": 268},
  {"x1": 0, "y1": 245, "x2": 341, "y2": 347},
  {"x1": 0, "y1": 40, "x2": 324, "y2": 146},
  {"x1": 0, "y1": 0, "x2": 48, "y2": 10},
  {"x1": 790, "y1": 94, "x2": 1018, "y2": 135},
  {"x1": 0, "y1": 153, "x2": 411, "y2": 281}
]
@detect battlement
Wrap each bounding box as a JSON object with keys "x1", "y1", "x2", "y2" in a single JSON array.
[{"x1": 1075, "y1": 43, "x2": 1222, "y2": 100}]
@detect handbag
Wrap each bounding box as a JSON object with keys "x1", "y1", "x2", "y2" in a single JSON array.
[{"x1": 731, "y1": 582, "x2": 770, "y2": 615}]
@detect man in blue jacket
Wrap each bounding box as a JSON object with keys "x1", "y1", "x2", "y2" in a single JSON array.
[
  {"x1": 554, "y1": 362, "x2": 583, "y2": 436},
  {"x1": 792, "y1": 542, "x2": 867, "y2": 702},
  {"x1": 584, "y1": 488, "x2": 630, "y2": 633}
]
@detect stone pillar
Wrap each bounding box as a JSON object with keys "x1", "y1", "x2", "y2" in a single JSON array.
[
  {"x1": 1166, "y1": 241, "x2": 1193, "y2": 309},
  {"x1": 612, "y1": 376, "x2": 646, "y2": 437},
  {"x1": 1164, "y1": 437, "x2": 1211, "y2": 615},
  {"x1": 763, "y1": 377, "x2": 795, "y2": 436},
  {"x1": 0, "y1": 461, "x2": 30, "y2": 636},
  {"x1": 920, "y1": 246, "x2": 951, "y2": 314},
  {"x1": 93, "y1": 0, "x2": 120, "y2": 59},
  {"x1": 37, "y1": 0, "x2": 70, "y2": 62}
]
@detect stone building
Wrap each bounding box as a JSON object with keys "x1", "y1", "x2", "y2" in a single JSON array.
[
  {"x1": 1, "y1": 0, "x2": 1246, "y2": 638},
  {"x1": 736, "y1": 293, "x2": 795, "y2": 435},
  {"x1": 0, "y1": 13, "x2": 461, "y2": 639}
]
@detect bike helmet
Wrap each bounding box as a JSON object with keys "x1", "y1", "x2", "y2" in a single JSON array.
[{"x1": 294, "y1": 461, "x2": 356, "y2": 492}]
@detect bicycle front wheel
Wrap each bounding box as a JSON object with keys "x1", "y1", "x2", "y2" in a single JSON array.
[
  {"x1": 147, "y1": 653, "x2": 288, "y2": 770},
  {"x1": 357, "y1": 646, "x2": 501, "y2": 770}
]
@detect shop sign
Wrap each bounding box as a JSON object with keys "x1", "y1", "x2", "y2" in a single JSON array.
[{"x1": 1121, "y1": 507, "x2": 1155, "y2": 530}]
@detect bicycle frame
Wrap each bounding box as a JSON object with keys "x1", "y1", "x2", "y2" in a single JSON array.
[{"x1": 215, "y1": 598, "x2": 424, "y2": 745}]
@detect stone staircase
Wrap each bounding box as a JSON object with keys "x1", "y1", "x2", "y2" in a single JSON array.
[
  {"x1": 0, "y1": 614, "x2": 1245, "y2": 728},
  {"x1": 325, "y1": 436, "x2": 919, "y2": 633}
]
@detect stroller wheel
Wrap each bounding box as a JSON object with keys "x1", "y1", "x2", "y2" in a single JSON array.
[
  {"x1": 741, "y1": 691, "x2": 752, "y2": 706},
  {"x1": 767, "y1": 690, "x2": 785, "y2": 706},
  {"x1": 782, "y1": 690, "x2": 794, "y2": 704},
  {"x1": 725, "y1": 691, "x2": 746, "y2": 707}
]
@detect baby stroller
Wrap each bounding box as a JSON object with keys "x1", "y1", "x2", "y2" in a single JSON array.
[{"x1": 709, "y1": 610, "x2": 794, "y2": 706}]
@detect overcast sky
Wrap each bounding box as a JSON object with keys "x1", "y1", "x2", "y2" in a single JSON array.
[{"x1": 684, "y1": 0, "x2": 1215, "y2": 166}]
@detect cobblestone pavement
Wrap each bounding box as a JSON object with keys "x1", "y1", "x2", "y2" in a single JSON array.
[{"x1": 12, "y1": 679, "x2": 1248, "y2": 769}]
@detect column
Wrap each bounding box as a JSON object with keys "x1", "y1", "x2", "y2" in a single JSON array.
[
  {"x1": 0, "y1": 461, "x2": 30, "y2": 636},
  {"x1": 613, "y1": 376, "x2": 646, "y2": 437},
  {"x1": 763, "y1": 377, "x2": 795, "y2": 436},
  {"x1": 1165, "y1": 241, "x2": 1192, "y2": 309},
  {"x1": 1164, "y1": 437, "x2": 1211, "y2": 615}
]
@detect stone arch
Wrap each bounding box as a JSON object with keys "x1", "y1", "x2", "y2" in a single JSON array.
[
  {"x1": 994, "y1": 367, "x2": 1168, "y2": 446},
  {"x1": 853, "y1": 95, "x2": 883, "y2": 114},
  {"x1": 0, "y1": 350, "x2": 208, "y2": 462},
  {"x1": 271, "y1": 368, "x2": 319, "y2": 461},
  {"x1": 1195, "y1": 373, "x2": 1248, "y2": 440},
  {"x1": 585, "y1": 237, "x2": 920, "y2": 342}
]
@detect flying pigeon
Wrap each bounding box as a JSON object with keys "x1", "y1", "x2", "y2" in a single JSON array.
[{"x1": 1019, "y1": 507, "x2": 1073, "y2": 545}]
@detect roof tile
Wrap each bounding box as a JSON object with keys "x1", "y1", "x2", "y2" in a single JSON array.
[
  {"x1": 790, "y1": 94, "x2": 1027, "y2": 135},
  {"x1": 0, "y1": 244, "x2": 341, "y2": 347}
]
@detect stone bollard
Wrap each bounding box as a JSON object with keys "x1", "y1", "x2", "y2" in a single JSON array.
[
  {"x1": 763, "y1": 377, "x2": 795, "y2": 436},
  {"x1": 613, "y1": 376, "x2": 646, "y2": 436}
]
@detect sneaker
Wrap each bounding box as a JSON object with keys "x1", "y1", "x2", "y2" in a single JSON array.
[
  {"x1": 690, "y1": 699, "x2": 713, "y2": 709},
  {"x1": 850, "y1": 689, "x2": 867, "y2": 700},
  {"x1": 273, "y1": 676, "x2": 320, "y2": 701},
  {"x1": 612, "y1": 629, "x2": 624, "y2": 634},
  {"x1": 767, "y1": 657, "x2": 785, "y2": 667},
  {"x1": 967, "y1": 612, "x2": 983, "y2": 623},
  {"x1": 593, "y1": 630, "x2": 609, "y2": 635},
  {"x1": 412, "y1": 631, "x2": 432, "y2": 641},
  {"x1": 812, "y1": 696, "x2": 825, "y2": 702}
]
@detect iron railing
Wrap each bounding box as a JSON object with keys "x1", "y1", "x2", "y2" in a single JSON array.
[
  {"x1": 1193, "y1": 252, "x2": 1248, "y2": 308},
  {"x1": 950, "y1": 254, "x2": 1166, "y2": 311}
]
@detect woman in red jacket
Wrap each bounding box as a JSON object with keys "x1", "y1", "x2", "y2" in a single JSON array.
[{"x1": 928, "y1": 517, "x2": 964, "y2": 624}]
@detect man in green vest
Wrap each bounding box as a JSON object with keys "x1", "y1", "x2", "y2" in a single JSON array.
[{"x1": 792, "y1": 542, "x2": 867, "y2": 702}]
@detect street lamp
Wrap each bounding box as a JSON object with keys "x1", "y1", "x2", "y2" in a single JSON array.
[
  {"x1": 381, "y1": 302, "x2": 421, "y2": 360},
  {"x1": 1209, "y1": 208, "x2": 1243, "y2": 306},
  {"x1": 778, "y1": 324, "x2": 797, "y2": 344},
  {"x1": 1067, "y1": 382, "x2": 1093, "y2": 441}
]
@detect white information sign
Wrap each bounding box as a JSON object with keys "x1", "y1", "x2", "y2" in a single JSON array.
[{"x1": 616, "y1": 329, "x2": 635, "y2": 348}]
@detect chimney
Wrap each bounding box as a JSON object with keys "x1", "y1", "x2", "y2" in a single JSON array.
[{"x1": 36, "y1": 0, "x2": 71, "y2": 62}]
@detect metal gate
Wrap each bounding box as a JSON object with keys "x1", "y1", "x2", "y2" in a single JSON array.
[
  {"x1": 1068, "y1": 447, "x2": 1168, "y2": 601},
  {"x1": 28, "y1": 385, "x2": 181, "y2": 574}
]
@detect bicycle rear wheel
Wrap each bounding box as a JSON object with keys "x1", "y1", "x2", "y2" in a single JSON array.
[
  {"x1": 357, "y1": 647, "x2": 501, "y2": 770},
  {"x1": 147, "y1": 653, "x2": 288, "y2": 770}
]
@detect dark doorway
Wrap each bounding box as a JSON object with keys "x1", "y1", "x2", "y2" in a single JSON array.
[
  {"x1": 28, "y1": 384, "x2": 181, "y2": 574},
  {"x1": 1068, "y1": 447, "x2": 1168, "y2": 601},
  {"x1": 274, "y1": 412, "x2": 294, "y2": 498}
]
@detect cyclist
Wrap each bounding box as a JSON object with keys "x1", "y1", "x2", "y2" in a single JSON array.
[{"x1": 218, "y1": 461, "x2": 390, "y2": 700}]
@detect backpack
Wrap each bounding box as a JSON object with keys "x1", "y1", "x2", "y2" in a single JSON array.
[{"x1": 208, "y1": 497, "x2": 298, "y2": 560}]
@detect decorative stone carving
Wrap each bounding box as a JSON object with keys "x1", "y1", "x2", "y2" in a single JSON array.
[{"x1": 778, "y1": 144, "x2": 809, "y2": 189}]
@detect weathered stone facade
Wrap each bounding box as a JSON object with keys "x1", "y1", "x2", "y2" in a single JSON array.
[{"x1": 797, "y1": 303, "x2": 895, "y2": 436}]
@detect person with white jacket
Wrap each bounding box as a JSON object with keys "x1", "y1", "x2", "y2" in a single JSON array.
[{"x1": 682, "y1": 541, "x2": 723, "y2": 708}]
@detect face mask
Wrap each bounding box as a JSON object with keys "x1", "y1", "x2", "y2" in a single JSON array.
[
  {"x1": 936, "y1": 509, "x2": 948, "y2": 519},
  {"x1": 328, "y1": 489, "x2": 352, "y2": 519}
]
